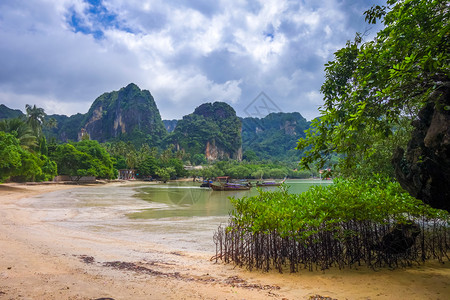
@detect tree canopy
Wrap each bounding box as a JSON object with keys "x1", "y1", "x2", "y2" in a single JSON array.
[
  {"x1": 0, "y1": 132, "x2": 25, "y2": 181},
  {"x1": 0, "y1": 131, "x2": 56, "y2": 182},
  {"x1": 297, "y1": 0, "x2": 449, "y2": 178},
  {"x1": 0, "y1": 118, "x2": 37, "y2": 150},
  {"x1": 50, "y1": 140, "x2": 116, "y2": 179}
]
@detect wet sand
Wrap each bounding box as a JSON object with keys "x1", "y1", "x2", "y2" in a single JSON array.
[{"x1": 0, "y1": 182, "x2": 449, "y2": 300}]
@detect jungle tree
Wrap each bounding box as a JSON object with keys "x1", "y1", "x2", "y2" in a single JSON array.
[
  {"x1": 25, "y1": 104, "x2": 46, "y2": 138},
  {"x1": 0, "y1": 131, "x2": 55, "y2": 182},
  {"x1": 297, "y1": 0, "x2": 449, "y2": 210},
  {"x1": 51, "y1": 140, "x2": 116, "y2": 180},
  {"x1": 0, "y1": 118, "x2": 37, "y2": 150}
]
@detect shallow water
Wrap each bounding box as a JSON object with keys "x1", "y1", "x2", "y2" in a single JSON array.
[
  {"x1": 130, "y1": 179, "x2": 332, "y2": 219},
  {"x1": 27, "y1": 179, "x2": 332, "y2": 253}
]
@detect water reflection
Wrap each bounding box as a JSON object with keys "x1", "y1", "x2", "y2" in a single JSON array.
[{"x1": 129, "y1": 180, "x2": 332, "y2": 219}]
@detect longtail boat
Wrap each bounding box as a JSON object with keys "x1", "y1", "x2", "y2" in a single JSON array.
[
  {"x1": 256, "y1": 178, "x2": 286, "y2": 187},
  {"x1": 210, "y1": 176, "x2": 251, "y2": 191},
  {"x1": 210, "y1": 183, "x2": 251, "y2": 191},
  {"x1": 200, "y1": 180, "x2": 212, "y2": 187}
]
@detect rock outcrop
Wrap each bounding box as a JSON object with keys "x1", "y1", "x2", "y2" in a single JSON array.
[
  {"x1": 81, "y1": 83, "x2": 167, "y2": 146},
  {"x1": 392, "y1": 84, "x2": 450, "y2": 211},
  {"x1": 171, "y1": 102, "x2": 242, "y2": 161}
]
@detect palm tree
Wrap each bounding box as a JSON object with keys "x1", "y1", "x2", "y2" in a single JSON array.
[
  {"x1": 111, "y1": 141, "x2": 128, "y2": 157},
  {"x1": 25, "y1": 104, "x2": 46, "y2": 137},
  {"x1": 125, "y1": 149, "x2": 138, "y2": 169},
  {"x1": 45, "y1": 117, "x2": 58, "y2": 129},
  {"x1": 0, "y1": 118, "x2": 37, "y2": 149},
  {"x1": 161, "y1": 144, "x2": 174, "y2": 163},
  {"x1": 175, "y1": 148, "x2": 186, "y2": 160}
]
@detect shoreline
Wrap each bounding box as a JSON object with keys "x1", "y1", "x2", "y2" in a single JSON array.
[{"x1": 0, "y1": 182, "x2": 449, "y2": 299}]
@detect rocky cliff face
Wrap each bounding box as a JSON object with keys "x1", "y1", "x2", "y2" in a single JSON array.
[
  {"x1": 171, "y1": 102, "x2": 242, "y2": 161},
  {"x1": 393, "y1": 84, "x2": 450, "y2": 212},
  {"x1": 81, "y1": 83, "x2": 167, "y2": 146}
]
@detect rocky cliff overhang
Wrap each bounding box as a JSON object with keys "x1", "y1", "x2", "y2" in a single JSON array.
[{"x1": 393, "y1": 83, "x2": 450, "y2": 212}]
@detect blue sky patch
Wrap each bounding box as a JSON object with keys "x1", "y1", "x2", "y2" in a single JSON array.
[{"x1": 66, "y1": 0, "x2": 133, "y2": 39}]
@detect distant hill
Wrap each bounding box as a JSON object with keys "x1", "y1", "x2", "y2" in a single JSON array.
[
  {"x1": 0, "y1": 104, "x2": 24, "y2": 119},
  {"x1": 241, "y1": 112, "x2": 310, "y2": 161},
  {"x1": 0, "y1": 103, "x2": 85, "y2": 142},
  {"x1": 170, "y1": 102, "x2": 242, "y2": 161},
  {"x1": 45, "y1": 113, "x2": 86, "y2": 142}
]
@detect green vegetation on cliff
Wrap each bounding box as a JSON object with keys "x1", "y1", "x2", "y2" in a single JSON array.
[
  {"x1": 83, "y1": 83, "x2": 167, "y2": 147},
  {"x1": 242, "y1": 112, "x2": 310, "y2": 161},
  {"x1": 0, "y1": 104, "x2": 24, "y2": 120},
  {"x1": 163, "y1": 119, "x2": 178, "y2": 133},
  {"x1": 170, "y1": 102, "x2": 242, "y2": 161},
  {"x1": 44, "y1": 113, "x2": 85, "y2": 142}
]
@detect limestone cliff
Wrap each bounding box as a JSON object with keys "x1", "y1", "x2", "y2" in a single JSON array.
[
  {"x1": 81, "y1": 83, "x2": 167, "y2": 146},
  {"x1": 171, "y1": 102, "x2": 242, "y2": 161}
]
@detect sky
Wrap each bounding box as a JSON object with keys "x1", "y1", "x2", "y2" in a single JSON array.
[{"x1": 0, "y1": 0, "x2": 385, "y2": 121}]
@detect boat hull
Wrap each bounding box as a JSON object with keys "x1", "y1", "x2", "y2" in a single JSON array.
[
  {"x1": 210, "y1": 184, "x2": 251, "y2": 191},
  {"x1": 255, "y1": 178, "x2": 286, "y2": 187},
  {"x1": 256, "y1": 183, "x2": 281, "y2": 187}
]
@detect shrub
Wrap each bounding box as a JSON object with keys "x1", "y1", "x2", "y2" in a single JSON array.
[{"x1": 213, "y1": 177, "x2": 450, "y2": 272}]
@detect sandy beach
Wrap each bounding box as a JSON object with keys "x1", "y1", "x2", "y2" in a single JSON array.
[{"x1": 0, "y1": 182, "x2": 449, "y2": 300}]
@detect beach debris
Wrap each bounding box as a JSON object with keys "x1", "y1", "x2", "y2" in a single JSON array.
[
  {"x1": 76, "y1": 255, "x2": 95, "y2": 264},
  {"x1": 76, "y1": 255, "x2": 281, "y2": 293},
  {"x1": 224, "y1": 276, "x2": 280, "y2": 290},
  {"x1": 102, "y1": 260, "x2": 281, "y2": 291},
  {"x1": 309, "y1": 295, "x2": 337, "y2": 300},
  {"x1": 102, "y1": 261, "x2": 177, "y2": 278}
]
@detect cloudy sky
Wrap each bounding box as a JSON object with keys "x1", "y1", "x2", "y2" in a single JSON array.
[{"x1": 0, "y1": 0, "x2": 385, "y2": 121}]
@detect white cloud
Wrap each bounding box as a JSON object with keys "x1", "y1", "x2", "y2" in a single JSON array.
[
  {"x1": 0, "y1": 91, "x2": 89, "y2": 116},
  {"x1": 0, "y1": 0, "x2": 386, "y2": 120}
]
